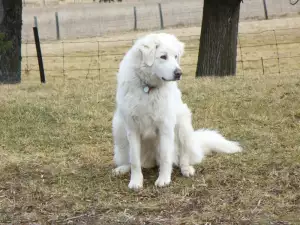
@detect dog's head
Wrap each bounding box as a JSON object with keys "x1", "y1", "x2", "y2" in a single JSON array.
[{"x1": 136, "y1": 33, "x2": 185, "y2": 82}]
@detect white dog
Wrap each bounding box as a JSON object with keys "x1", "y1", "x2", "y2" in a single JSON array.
[{"x1": 112, "y1": 33, "x2": 242, "y2": 190}]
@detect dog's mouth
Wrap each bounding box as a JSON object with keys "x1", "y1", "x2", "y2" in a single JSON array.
[{"x1": 162, "y1": 77, "x2": 181, "y2": 81}]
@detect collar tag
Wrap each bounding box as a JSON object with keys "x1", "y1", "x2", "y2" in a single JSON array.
[{"x1": 143, "y1": 86, "x2": 150, "y2": 93}]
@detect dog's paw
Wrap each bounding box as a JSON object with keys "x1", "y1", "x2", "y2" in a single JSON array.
[
  {"x1": 181, "y1": 165, "x2": 195, "y2": 177},
  {"x1": 128, "y1": 173, "x2": 143, "y2": 190},
  {"x1": 112, "y1": 165, "x2": 130, "y2": 176},
  {"x1": 128, "y1": 179, "x2": 143, "y2": 190},
  {"x1": 155, "y1": 176, "x2": 171, "y2": 187}
]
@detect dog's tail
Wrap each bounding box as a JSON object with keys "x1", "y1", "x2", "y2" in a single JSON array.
[{"x1": 189, "y1": 129, "x2": 242, "y2": 165}]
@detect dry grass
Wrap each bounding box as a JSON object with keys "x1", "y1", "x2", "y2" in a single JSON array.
[
  {"x1": 1, "y1": 20, "x2": 300, "y2": 224},
  {"x1": 1, "y1": 73, "x2": 300, "y2": 224}
]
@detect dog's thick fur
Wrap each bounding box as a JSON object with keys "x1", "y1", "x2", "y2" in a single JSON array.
[{"x1": 112, "y1": 33, "x2": 242, "y2": 190}]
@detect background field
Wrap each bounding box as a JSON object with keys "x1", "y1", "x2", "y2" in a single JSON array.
[
  {"x1": 22, "y1": 0, "x2": 300, "y2": 41},
  {"x1": 1, "y1": 5, "x2": 300, "y2": 225}
]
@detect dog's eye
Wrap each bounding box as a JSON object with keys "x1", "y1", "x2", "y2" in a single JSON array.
[
  {"x1": 160, "y1": 55, "x2": 167, "y2": 60},
  {"x1": 175, "y1": 55, "x2": 178, "y2": 59}
]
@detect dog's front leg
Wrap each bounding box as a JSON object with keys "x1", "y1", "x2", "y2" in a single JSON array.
[
  {"x1": 155, "y1": 124, "x2": 174, "y2": 187},
  {"x1": 127, "y1": 129, "x2": 143, "y2": 190}
]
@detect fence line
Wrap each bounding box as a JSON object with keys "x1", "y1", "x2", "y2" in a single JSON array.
[
  {"x1": 21, "y1": 26, "x2": 300, "y2": 45},
  {"x1": 22, "y1": 0, "x2": 300, "y2": 41},
  {"x1": 21, "y1": 27, "x2": 300, "y2": 80}
]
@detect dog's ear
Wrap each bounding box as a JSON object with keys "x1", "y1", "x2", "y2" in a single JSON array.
[{"x1": 138, "y1": 41, "x2": 159, "y2": 67}]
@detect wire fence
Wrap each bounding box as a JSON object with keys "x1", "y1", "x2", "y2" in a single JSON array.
[{"x1": 21, "y1": 27, "x2": 300, "y2": 81}]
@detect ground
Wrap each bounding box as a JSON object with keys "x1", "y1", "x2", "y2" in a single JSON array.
[{"x1": 1, "y1": 18, "x2": 300, "y2": 224}]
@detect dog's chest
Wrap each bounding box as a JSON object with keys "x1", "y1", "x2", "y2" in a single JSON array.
[
  {"x1": 129, "y1": 90, "x2": 174, "y2": 137},
  {"x1": 135, "y1": 90, "x2": 171, "y2": 116}
]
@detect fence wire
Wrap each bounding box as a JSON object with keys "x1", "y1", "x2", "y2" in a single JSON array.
[{"x1": 21, "y1": 27, "x2": 300, "y2": 80}]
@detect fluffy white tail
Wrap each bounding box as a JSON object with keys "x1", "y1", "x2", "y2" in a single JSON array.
[{"x1": 189, "y1": 129, "x2": 242, "y2": 165}]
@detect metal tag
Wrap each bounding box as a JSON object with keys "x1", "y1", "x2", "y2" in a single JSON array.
[{"x1": 143, "y1": 86, "x2": 150, "y2": 93}]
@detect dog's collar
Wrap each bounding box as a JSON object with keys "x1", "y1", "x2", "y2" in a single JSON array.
[{"x1": 143, "y1": 84, "x2": 155, "y2": 94}]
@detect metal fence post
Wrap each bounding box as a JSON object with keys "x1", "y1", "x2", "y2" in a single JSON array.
[
  {"x1": 33, "y1": 27, "x2": 46, "y2": 83},
  {"x1": 262, "y1": 0, "x2": 268, "y2": 20},
  {"x1": 34, "y1": 16, "x2": 38, "y2": 28},
  {"x1": 55, "y1": 12, "x2": 61, "y2": 40},
  {"x1": 158, "y1": 3, "x2": 164, "y2": 29},
  {"x1": 133, "y1": 6, "x2": 137, "y2": 31}
]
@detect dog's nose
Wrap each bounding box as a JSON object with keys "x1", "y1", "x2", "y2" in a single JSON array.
[{"x1": 174, "y1": 68, "x2": 182, "y2": 80}]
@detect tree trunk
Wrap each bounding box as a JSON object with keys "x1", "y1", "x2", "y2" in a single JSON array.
[
  {"x1": 196, "y1": 0, "x2": 242, "y2": 77},
  {"x1": 0, "y1": 0, "x2": 22, "y2": 84}
]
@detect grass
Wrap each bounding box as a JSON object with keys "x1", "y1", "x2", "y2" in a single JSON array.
[
  {"x1": 1, "y1": 73, "x2": 300, "y2": 224},
  {"x1": 1, "y1": 20, "x2": 300, "y2": 224}
]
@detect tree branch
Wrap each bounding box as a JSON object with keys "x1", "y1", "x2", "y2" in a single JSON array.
[{"x1": 290, "y1": 0, "x2": 299, "y2": 5}]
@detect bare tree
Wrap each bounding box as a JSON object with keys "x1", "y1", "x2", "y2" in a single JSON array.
[
  {"x1": 196, "y1": 0, "x2": 243, "y2": 77},
  {"x1": 0, "y1": 0, "x2": 22, "y2": 83}
]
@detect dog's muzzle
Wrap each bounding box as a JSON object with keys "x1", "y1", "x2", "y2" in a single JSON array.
[{"x1": 174, "y1": 68, "x2": 182, "y2": 80}]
